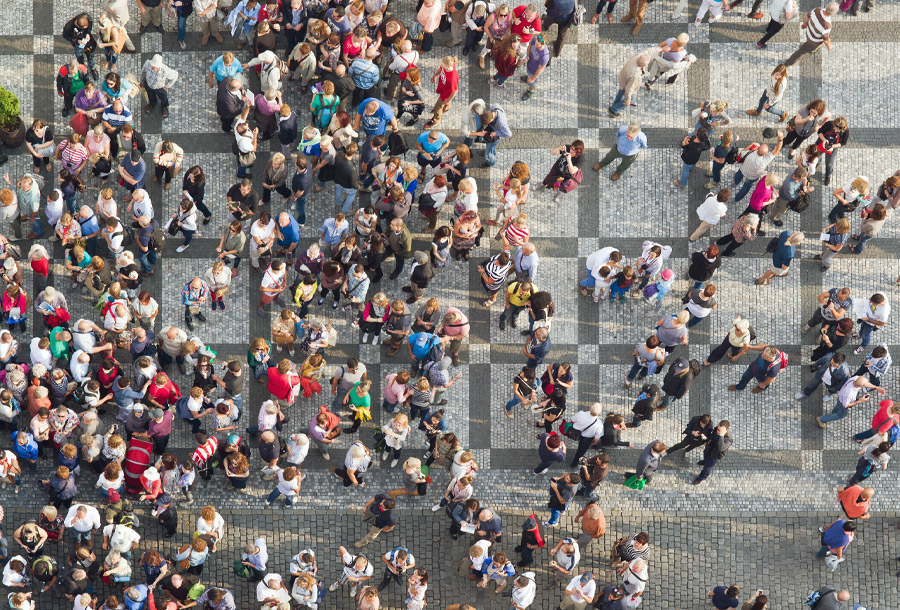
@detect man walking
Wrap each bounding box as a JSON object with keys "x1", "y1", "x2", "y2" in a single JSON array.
[
  {"x1": 609, "y1": 52, "x2": 650, "y2": 118},
  {"x1": 802, "y1": 287, "x2": 851, "y2": 334},
  {"x1": 692, "y1": 420, "x2": 731, "y2": 485},
  {"x1": 816, "y1": 519, "x2": 855, "y2": 564},
  {"x1": 733, "y1": 135, "x2": 783, "y2": 202},
  {"x1": 543, "y1": 0, "x2": 576, "y2": 57},
  {"x1": 593, "y1": 124, "x2": 647, "y2": 182},
  {"x1": 796, "y1": 353, "x2": 850, "y2": 401},
  {"x1": 806, "y1": 588, "x2": 851, "y2": 610},
  {"x1": 816, "y1": 375, "x2": 885, "y2": 428},
  {"x1": 729, "y1": 346, "x2": 785, "y2": 393},
  {"x1": 785, "y1": 3, "x2": 838, "y2": 67},
  {"x1": 544, "y1": 472, "x2": 579, "y2": 527}
]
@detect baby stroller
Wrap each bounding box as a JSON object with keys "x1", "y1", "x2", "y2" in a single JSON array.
[{"x1": 122, "y1": 436, "x2": 153, "y2": 495}]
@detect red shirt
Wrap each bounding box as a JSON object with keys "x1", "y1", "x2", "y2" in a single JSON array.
[
  {"x1": 435, "y1": 66, "x2": 459, "y2": 101},
  {"x1": 31, "y1": 258, "x2": 49, "y2": 277},
  {"x1": 493, "y1": 51, "x2": 518, "y2": 77},
  {"x1": 267, "y1": 369, "x2": 299, "y2": 400},
  {"x1": 511, "y1": 6, "x2": 541, "y2": 44},
  {"x1": 148, "y1": 379, "x2": 181, "y2": 406}
]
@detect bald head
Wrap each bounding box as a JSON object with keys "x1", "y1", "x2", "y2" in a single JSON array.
[
  {"x1": 861, "y1": 487, "x2": 875, "y2": 499},
  {"x1": 228, "y1": 78, "x2": 242, "y2": 91}
]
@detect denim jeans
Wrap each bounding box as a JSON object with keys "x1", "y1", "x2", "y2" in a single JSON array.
[
  {"x1": 711, "y1": 161, "x2": 724, "y2": 184},
  {"x1": 295, "y1": 194, "x2": 307, "y2": 225},
  {"x1": 237, "y1": 162, "x2": 250, "y2": 178},
  {"x1": 499, "y1": 304, "x2": 525, "y2": 326},
  {"x1": 505, "y1": 397, "x2": 521, "y2": 412},
  {"x1": 852, "y1": 235, "x2": 872, "y2": 254},
  {"x1": 626, "y1": 360, "x2": 648, "y2": 381},
  {"x1": 484, "y1": 139, "x2": 500, "y2": 167},
  {"x1": 755, "y1": 90, "x2": 782, "y2": 117},
  {"x1": 734, "y1": 366, "x2": 761, "y2": 390},
  {"x1": 493, "y1": 74, "x2": 508, "y2": 85},
  {"x1": 177, "y1": 15, "x2": 188, "y2": 41},
  {"x1": 819, "y1": 402, "x2": 850, "y2": 423},
  {"x1": 679, "y1": 161, "x2": 695, "y2": 187},
  {"x1": 580, "y1": 268, "x2": 597, "y2": 288},
  {"x1": 267, "y1": 488, "x2": 296, "y2": 506},
  {"x1": 609, "y1": 89, "x2": 626, "y2": 115},
  {"x1": 335, "y1": 184, "x2": 358, "y2": 214},
  {"x1": 734, "y1": 169, "x2": 755, "y2": 202},
  {"x1": 179, "y1": 228, "x2": 195, "y2": 246},
  {"x1": 138, "y1": 249, "x2": 158, "y2": 273},
  {"x1": 546, "y1": 508, "x2": 563, "y2": 525},
  {"x1": 859, "y1": 321, "x2": 875, "y2": 348},
  {"x1": 74, "y1": 47, "x2": 95, "y2": 70}
]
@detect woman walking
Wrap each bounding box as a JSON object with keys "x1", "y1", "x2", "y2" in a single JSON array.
[
  {"x1": 782, "y1": 99, "x2": 829, "y2": 159},
  {"x1": 848, "y1": 441, "x2": 891, "y2": 485},
  {"x1": 746, "y1": 65, "x2": 788, "y2": 122},
  {"x1": 715, "y1": 213, "x2": 758, "y2": 257}
]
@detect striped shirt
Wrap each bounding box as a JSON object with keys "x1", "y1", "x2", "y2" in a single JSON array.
[
  {"x1": 805, "y1": 8, "x2": 831, "y2": 43},
  {"x1": 483, "y1": 254, "x2": 511, "y2": 286},
  {"x1": 59, "y1": 141, "x2": 89, "y2": 172},
  {"x1": 865, "y1": 345, "x2": 892, "y2": 377},
  {"x1": 618, "y1": 534, "x2": 650, "y2": 562},
  {"x1": 406, "y1": 382, "x2": 432, "y2": 407},
  {"x1": 504, "y1": 222, "x2": 530, "y2": 246},
  {"x1": 101, "y1": 104, "x2": 133, "y2": 127}
]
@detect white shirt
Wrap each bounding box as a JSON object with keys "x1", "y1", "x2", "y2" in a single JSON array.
[
  {"x1": 234, "y1": 119, "x2": 254, "y2": 154},
  {"x1": 103, "y1": 523, "x2": 141, "y2": 552},
  {"x1": 866, "y1": 293, "x2": 890, "y2": 324},
  {"x1": 261, "y1": 267, "x2": 286, "y2": 290},
  {"x1": 196, "y1": 512, "x2": 225, "y2": 537},
  {"x1": 621, "y1": 561, "x2": 647, "y2": 595},
  {"x1": 46, "y1": 191, "x2": 64, "y2": 226},
  {"x1": 469, "y1": 540, "x2": 492, "y2": 570},
  {"x1": 70, "y1": 351, "x2": 91, "y2": 383},
  {"x1": 565, "y1": 576, "x2": 596, "y2": 603},
  {"x1": 276, "y1": 469, "x2": 301, "y2": 496},
  {"x1": 511, "y1": 573, "x2": 536, "y2": 608},
  {"x1": 257, "y1": 575, "x2": 291, "y2": 604},
  {"x1": 2, "y1": 556, "x2": 27, "y2": 586},
  {"x1": 571, "y1": 410, "x2": 602, "y2": 440},
  {"x1": 287, "y1": 436, "x2": 309, "y2": 465},
  {"x1": 838, "y1": 376, "x2": 863, "y2": 408},
  {"x1": 96, "y1": 471, "x2": 124, "y2": 491},
  {"x1": 29, "y1": 338, "x2": 53, "y2": 368},
  {"x1": 245, "y1": 537, "x2": 269, "y2": 571},
  {"x1": 251, "y1": 219, "x2": 276, "y2": 249},
  {"x1": 106, "y1": 225, "x2": 125, "y2": 254},
  {"x1": 72, "y1": 320, "x2": 97, "y2": 352},
  {"x1": 554, "y1": 542, "x2": 581, "y2": 572},
  {"x1": 340, "y1": 551, "x2": 374, "y2": 579},
  {"x1": 64, "y1": 505, "x2": 102, "y2": 532},
  {"x1": 132, "y1": 196, "x2": 154, "y2": 220},
  {"x1": 696, "y1": 193, "x2": 727, "y2": 225}
]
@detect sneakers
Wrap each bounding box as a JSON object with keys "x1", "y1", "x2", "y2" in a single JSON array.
[
  {"x1": 372, "y1": 334, "x2": 380, "y2": 345},
  {"x1": 176, "y1": 244, "x2": 190, "y2": 253},
  {"x1": 362, "y1": 333, "x2": 369, "y2": 343},
  {"x1": 854, "y1": 346, "x2": 865, "y2": 355},
  {"x1": 317, "y1": 296, "x2": 325, "y2": 305},
  {"x1": 390, "y1": 458, "x2": 399, "y2": 468},
  {"x1": 542, "y1": 520, "x2": 558, "y2": 527},
  {"x1": 823, "y1": 392, "x2": 835, "y2": 402},
  {"x1": 794, "y1": 391, "x2": 805, "y2": 400},
  {"x1": 328, "y1": 582, "x2": 341, "y2": 592},
  {"x1": 801, "y1": 324, "x2": 810, "y2": 334},
  {"x1": 704, "y1": 181, "x2": 719, "y2": 189},
  {"x1": 381, "y1": 450, "x2": 390, "y2": 461},
  {"x1": 431, "y1": 504, "x2": 442, "y2": 512},
  {"x1": 553, "y1": 192, "x2": 561, "y2": 203}
]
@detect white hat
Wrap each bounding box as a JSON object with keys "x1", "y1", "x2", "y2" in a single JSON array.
[
  {"x1": 143, "y1": 467, "x2": 160, "y2": 482},
  {"x1": 257, "y1": 50, "x2": 277, "y2": 64},
  {"x1": 149, "y1": 54, "x2": 164, "y2": 68}
]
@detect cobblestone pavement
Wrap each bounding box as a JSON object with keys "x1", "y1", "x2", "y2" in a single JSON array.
[{"x1": 1, "y1": 0, "x2": 899, "y2": 608}]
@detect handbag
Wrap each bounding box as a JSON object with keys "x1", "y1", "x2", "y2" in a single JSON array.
[
  {"x1": 165, "y1": 217, "x2": 180, "y2": 236},
  {"x1": 624, "y1": 474, "x2": 646, "y2": 490},
  {"x1": 69, "y1": 113, "x2": 89, "y2": 136},
  {"x1": 238, "y1": 151, "x2": 257, "y2": 167},
  {"x1": 36, "y1": 143, "x2": 56, "y2": 158}
]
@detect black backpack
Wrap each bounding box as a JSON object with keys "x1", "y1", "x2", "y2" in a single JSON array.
[
  {"x1": 113, "y1": 226, "x2": 134, "y2": 248},
  {"x1": 149, "y1": 225, "x2": 167, "y2": 253},
  {"x1": 724, "y1": 146, "x2": 739, "y2": 164},
  {"x1": 387, "y1": 131, "x2": 408, "y2": 156}
]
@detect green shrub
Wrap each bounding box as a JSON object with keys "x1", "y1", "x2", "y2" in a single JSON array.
[{"x1": 0, "y1": 87, "x2": 21, "y2": 131}]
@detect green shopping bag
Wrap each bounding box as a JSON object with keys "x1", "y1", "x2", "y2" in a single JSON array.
[{"x1": 624, "y1": 475, "x2": 646, "y2": 490}]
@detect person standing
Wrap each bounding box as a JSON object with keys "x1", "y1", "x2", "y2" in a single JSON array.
[
  {"x1": 768, "y1": 167, "x2": 813, "y2": 227},
  {"x1": 543, "y1": 472, "x2": 579, "y2": 527},
  {"x1": 802, "y1": 287, "x2": 851, "y2": 335},
  {"x1": 625, "y1": 441, "x2": 665, "y2": 485},
  {"x1": 573, "y1": 503, "x2": 605, "y2": 551},
  {"x1": 692, "y1": 420, "x2": 731, "y2": 485},
  {"x1": 386, "y1": 218, "x2": 412, "y2": 280},
  {"x1": 733, "y1": 136, "x2": 783, "y2": 202},
  {"x1": 666, "y1": 414, "x2": 713, "y2": 459},
  {"x1": 425, "y1": 56, "x2": 459, "y2": 129},
  {"x1": 593, "y1": 124, "x2": 647, "y2": 182},
  {"x1": 217, "y1": 79, "x2": 251, "y2": 133},
  {"x1": 520, "y1": 36, "x2": 550, "y2": 102},
  {"x1": 674, "y1": 129, "x2": 711, "y2": 188},
  {"x1": 784, "y1": 3, "x2": 838, "y2": 67},
  {"x1": 543, "y1": 0, "x2": 575, "y2": 57},
  {"x1": 608, "y1": 51, "x2": 649, "y2": 118},
  {"x1": 472, "y1": 104, "x2": 512, "y2": 168},
  {"x1": 559, "y1": 572, "x2": 595, "y2": 610},
  {"x1": 140, "y1": 55, "x2": 179, "y2": 119},
  {"x1": 689, "y1": 190, "x2": 729, "y2": 242},
  {"x1": 853, "y1": 292, "x2": 889, "y2": 355}
]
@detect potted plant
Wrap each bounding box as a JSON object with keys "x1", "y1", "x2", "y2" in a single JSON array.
[{"x1": 0, "y1": 87, "x2": 25, "y2": 148}]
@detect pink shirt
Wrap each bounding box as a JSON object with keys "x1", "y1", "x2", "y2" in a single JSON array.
[
  {"x1": 440, "y1": 307, "x2": 470, "y2": 337},
  {"x1": 382, "y1": 373, "x2": 407, "y2": 403},
  {"x1": 748, "y1": 179, "x2": 774, "y2": 212},
  {"x1": 417, "y1": 1, "x2": 443, "y2": 31}
]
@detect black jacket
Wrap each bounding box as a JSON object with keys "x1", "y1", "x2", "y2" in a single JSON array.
[
  {"x1": 661, "y1": 359, "x2": 701, "y2": 399},
  {"x1": 688, "y1": 252, "x2": 721, "y2": 282},
  {"x1": 63, "y1": 15, "x2": 96, "y2": 52},
  {"x1": 410, "y1": 260, "x2": 434, "y2": 289},
  {"x1": 157, "y1": 506, "x2": 178, "y2": 536},
  {"x1": 631, "y1": 384, "x2": 660, "y2": 421},
  {"x1": 704, "y1": 432, "x2": 733, "y2": 461},
  {"x1": 216, "y1": 79, "x2": 246, "y2": 120},
  {"x1": 56, "y1": 63, "x2": 90, "y2": 97},
  {"x1": 682, "y1": 415, "x2": 714, "y2": 441}
]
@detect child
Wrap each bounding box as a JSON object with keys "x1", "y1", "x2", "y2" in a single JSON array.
[
  {"x1": 592, "y1": 266, "x2": 614, "y2": 302},
  {"x1": 177, "y1": 459, "x2": 196, "y2": 505},
  {"x1": 440, "y1": 144, "x2": 470, "y2": 193},
  {"x1": 642, "y1": 269, "x2": 673, "y2": 313},
  {"x1": 487, "y1": 178, "x2": 524, "y2": 226},
  {"x1": 359, "y1": 135, "x2": 386, "y2": 192},
  {"x1": 608, "y1": 266, "x2": 635, "y2": 303}
]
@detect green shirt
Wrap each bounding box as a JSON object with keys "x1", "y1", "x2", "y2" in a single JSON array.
[
  {"x1": 349, "y1": 381, "x2": 371, "y2": 409},
  {"x1": 50, "y1": 327, "x2": 70, "y2": 360}
]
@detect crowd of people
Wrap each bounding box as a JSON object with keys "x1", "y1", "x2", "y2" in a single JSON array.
[{"x1": 0, "y1": 0, "x2": 887, "y2": 609}]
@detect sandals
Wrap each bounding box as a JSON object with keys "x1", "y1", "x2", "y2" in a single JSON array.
[
  {"x1": 482, "y1": 299, "x2": 495, "y2": 307},
  {"x1": 754, "y1": 278, "x2": 772, "y2": 285}
]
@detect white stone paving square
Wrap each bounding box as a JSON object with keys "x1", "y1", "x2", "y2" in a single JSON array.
[{"x1": 823, "y1": 42, "x2": 900, "y2": 129}]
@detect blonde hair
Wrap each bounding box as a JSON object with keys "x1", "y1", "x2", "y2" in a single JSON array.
[
  {"x1": 441, "y1": 56, "x2": 458, "y2": 69},
  {"x1": 393, "y1": 413, "x2": 409, "y2": 426},
  {"x1": 675, "y1": 310, "x2": 691, "y2": 324},
  {"x1": 403, "y1": 457, "x2": 422, "y2": 471},
  {"x1": 271, "y1": 152, "x2": 285, "y2": 167},
  {"x1": 459, "y1": 177, "x2": 476, "y2": 193},
  {"x1": 851, "y1": 177, "x2": 869, "y2": 194}
]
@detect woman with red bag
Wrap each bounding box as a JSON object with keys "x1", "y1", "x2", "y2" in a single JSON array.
[{"x1": 490, "y1": 34, "x2": 520, "y2": 87}]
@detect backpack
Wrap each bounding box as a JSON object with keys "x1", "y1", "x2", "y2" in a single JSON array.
[
  {"x1": 789, "y1": 191, "x2": 811, "y2": 213},
  {"x1": 72, "y1": 380, "x2": 93, "y2": 405},
  {"x1": 804, "y1": 591, "x2": 822, "y2": 607},
  {"x1": 388, "y1": 131, "x2": 408, "y2": 156},
  {"x1": 175, "y1": 395, "x2": 192, "y2": 420},
  {"x1": 765, "y1": 237, "x2": 779, "y2": 253},
  {"x1": 889, "y1": 425, "x2": 900, "y2": 445},
  {"x1": 113, "y1": 226, "x2": 133, "y2": 248},
  {"x1": 723, "y1": 146, "x2": 739, "y2": 165},
  {"x1": 313, "y1": 93, "x2": 339, "y2": 130},
  {"x1": 767, "y1": 351, "x2": 788, "y2": 372},
  {"x1": 116, "y1": 512, "x2": 136, "y2": 529},
  {"x1": 149, "y1": 224, "x2": 167, "y2": 253},
  {"x1": 411, "y1": 333, "x2": 438, "y2": 359}
]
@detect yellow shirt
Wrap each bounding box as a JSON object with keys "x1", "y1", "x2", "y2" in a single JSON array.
[{"x1": 507, "y1": 282, "x2": 536, "y2": 307}]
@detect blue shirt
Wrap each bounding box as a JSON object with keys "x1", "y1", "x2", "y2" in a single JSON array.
[
  {"x1": 749, "y1": 355, "x2": 779, "y2": 381},
  {"x1": 11, "y1": 432, "x2": 38, "y2": 461},
  {"x1": 209, "y1": 56, "x2": 244, "y2": 82},
  {"x1": 615, "y1": 125, "x2": 648, "y2": 156},
  {"x1": 78, "y1": 212, "x2": 101, "y2": 237},
  {"x1": 823, "y1": 520, "x2": 852, "y2": 550},
  {"x1": 771, "y1": 230, "x2": 796, "y2": 268},
  {"x1": 320, "y1": 218, "x2": 348, "y2": 245},
  {"x1": 349, "y1": 58, "x2": 380, "y2": 90},
  {"x1": 357, "y1": 98, "x2": 395, "y2": 136},
  {"x1": 101, "y1": 104, "x2": 133, "y2": 128},
  {"x1": 123, "y1": 585, "x2": 148, "y2": 610},
  {"x1": 120, "y1": 155, "x2": 146, "y2": 188},
  {"x1": 277, "y1": 215, "x2": 300, "y2": 247},
  {"x1": 711, "y1": 587, "x2": 739, "y2": 610},
  {"x1": 417, "y1": 131, "x2": 449, "y2": 155}
]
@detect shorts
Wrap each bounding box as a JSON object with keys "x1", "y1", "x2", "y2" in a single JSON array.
[
  {"x1": 770, "y1": 266, "x2": 789, "y2": 277},
  {"x1": 261, "y1": 292, "x2": 281, "y2": 304}
]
